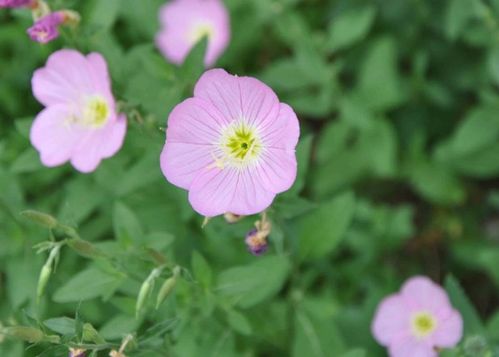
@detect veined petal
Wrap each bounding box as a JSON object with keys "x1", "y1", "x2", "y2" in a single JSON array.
[
  {"x1": 372, "y1": 294, "x2": 410, "y2": 346},
  {"x1": 167, "y1": 97, "x2": 230, "y2": 144},
  {"x1": 193, "y1": 69, "x2": 280, "y2": 126},
  {"x1": 161, "y1": 142, "x2": 214, "y2": 190},
  {"x1": 30, "y1": 105, "x2": 81, "y2": 167},
  {"x1": 255, "y1": 148, "x2": 297, "y2": 193},
  {"x1": 260, "y1": 103, "x2": 300, "y2": 151}
]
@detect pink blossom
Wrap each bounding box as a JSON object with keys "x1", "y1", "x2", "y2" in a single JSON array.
[
  {"x1": 160, "y1": 69, "x2": 299, "y2": 217},
  {"x1": 372, "y1": 276, "x2": 463, "y2": 357},
  {"x1": 27, "y1": 11, "x2": 64, "y2": 44},
  {"x1": 30, "y1": 49, "x2": 127, "y2": 173},
  {"x1": 0, "y1": 0, "x2": 34, "y2": 8},
  {"x1": 155, "y1": 0, "x2": 230, "y2": 67}
]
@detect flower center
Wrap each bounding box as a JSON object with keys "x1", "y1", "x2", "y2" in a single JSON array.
[
  {"x1": 216, "y1": 121, "x2": 262, "y2": 169},
  {"x1": 411, "y1": 311, "x2": 437, "y2": 339},
  {"x1": 189, "y1": 22, "x2": 215, "y2": 44},
  {"x1": 82, "y1": 96, "x2": 110, "y2": 128}
]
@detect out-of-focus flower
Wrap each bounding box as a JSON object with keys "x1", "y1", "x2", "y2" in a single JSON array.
[
  {"x1": 31, "y1": 49, "x2": 127, "y2": 173},
  {"x1": 245, "y1": 212, "x2": 271, "y2": 255},
  {"x1": 27, "y1": 10, "x2": 80, "y2": 44},
  {"x1": 69, "y1": 348, "x2": 86, "y2": 357},
  {"x1": 27, "y1": 11, "x2": 64, "y2": 43},
  {"x1": 160, "y1": 69, "x2": 300, "y2": 217},
  {"x1": 0, "y1": 0, "x2": 35, "y2": 8},
  {"x1": 155, "y1": 0, "x2": 230, "y2": 66},
  {"x1": 372, "y1": 276, "x2": 463, "y2": 357}
]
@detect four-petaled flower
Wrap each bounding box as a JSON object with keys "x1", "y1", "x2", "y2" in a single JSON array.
[
  {"x1": 156, "y1": 0, "x2": 230, "y2": 67},
  {"x1": 372, "y1": 276, "x2": 463, "y2": 357},
  {"x1": 30, "y1": 49, "x2": 127, "y2": 173},
  {"x1": 160, "y1": 69, "x2": 300, "y2": 217}
]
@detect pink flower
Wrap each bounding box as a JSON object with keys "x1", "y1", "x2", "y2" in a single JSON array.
[
  {"x1": 160, "y1": 69, "x2": 299, "y2": 217},
  {"x1": 31, "y1": 49, "x2": 127, "y2": 173},
  {"x1": 27, "y1": 11, "x2": 64, "y2": 44},
  {"x1": 155, "y1": 0, "x2": 230, "y2": 67},
  {"x1": 0, "y1": 0, "x2": 34, "y2": 8},
  {"x1": 372, "y1": 276, "x2": 463, "y2": 357}
]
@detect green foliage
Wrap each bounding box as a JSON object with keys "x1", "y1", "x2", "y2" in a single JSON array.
[{"x1": 0, "y1": 0, "x2": 499, "y2": 356}]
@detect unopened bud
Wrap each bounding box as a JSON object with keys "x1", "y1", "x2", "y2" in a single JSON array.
[
  {"x1": 224, "y1": 212, "x2": 244, "y2": 224},
  {"x1": 245, "y1": 229, "x2": 268, "y2": 256},
  {"x1": 37, "y1": 263, "x2": 52, "y2": 301},
  {"x1": 135, "y1": 280, "x2": 152, "y2": 317},
  {"x1": 156, "y1": 277, "x2": 177, "y2": 309},
  {"x1": 67, "y1": 238, "x2": 104, "y2": 259},
  {"x1": 21, "y1": 210, "x2": 57, "y2": 229},
  {"x1": 5, "y1": 326, "x2": 44, "y2": 343},
  {"x1": 83, "y1": 323, "x2": 105, "y2": 344}
]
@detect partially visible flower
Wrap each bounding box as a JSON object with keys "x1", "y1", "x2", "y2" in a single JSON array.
[
  {"x1": 27, "y1": 11, "x2": 63, "y2": 43},
  {"x1": 69, "y1": 348, "x2": 86, "y2": 357},
  {"x1": 245, "y1": 212, "x2": 271, "y2": 256},
  {"x1": 372, "y1": 276, "x2": 463, "y2": 357},
  {"x1": 224, "y1": 212, "x2": 243, "y2": 223},
  {"x1": 156, "y1": 0, "x2": 230, "y2": 66},
  {"x1": 0, "y1": 0, "x2": 35, "y2": 8},
  {"x1": 31, "y1": 49, "x2": 127, "y2": 173},
  {"x1": 160, "y1": 69, "x2": 300, "y2": 216}
]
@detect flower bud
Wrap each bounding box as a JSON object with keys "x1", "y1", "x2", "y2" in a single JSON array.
[
  {"x1": 21, "y1": 210, "x2": 58, "y2": 229},
  {"x1": 82, "y1": 323, "x2": 105, "y2": 344},
  {"x1": 224, "y1": 212, "x2": 244, "y2": 224},
  {"x1": 69, "y1": 348, "x2": 86, "y2": 357},
  {"x1": 245, "y1": 229, "x2": 268, "y2": 256},
  {"x1": 67, "y1": 238, "x2": 104, "y2": 259},
  {"x1": 135, "y1": 279, "x2": 152, "y2": 317},
  {"x1": 4, "y1": 326, "x2": 44, "y2": 343},
  {"x1": 156, "y1": 277, "x2": 177, "y2": 309},
  {"x1": 37, "y1": 263, "x2": 52, "y2": 301}
]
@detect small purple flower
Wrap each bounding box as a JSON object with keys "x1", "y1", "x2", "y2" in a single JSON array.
[
  {"x1": 27, "y1": 11, "x2": 64, "y2": 44},
  {"x1": 0, "y1": 0, "x2": 34, "y2": 8},
  {"x1": 245, "y1": 228, "x2": 268, "y2": 256}
]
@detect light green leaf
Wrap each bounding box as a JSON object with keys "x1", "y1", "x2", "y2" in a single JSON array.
[{"x1": 113, "y1": 202, "x2": 144, "y2": 245}]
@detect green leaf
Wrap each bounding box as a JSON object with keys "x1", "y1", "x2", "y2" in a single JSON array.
[
  {"x1": 297, "y1": 191, "x2": 356, "y2": 260},
  {"x1": 10, "y1": 148, "x2": 42, "y2": 174},
  {"x1": 87, "y1": 0, "x2": 121, "y2": 32},
  {"x1": 444, "y1": 275, "x2": 485, "y2": 336},
  {"x1": 225, "y1": 309, "x2": 252, "y2": 336},
  {"x1": 53, "y1": 267, "x2": 124, "y2": 303},
  {"x1": 192, "y1": 251, "x2": 213, "y2": 289},
  {"x1": 43, "y1": 317, "x2": 76, "y2": 335},
  {"x1": 445, "y1": 0, "x2": 480, "y2": 40},
  {"x1": 216, "y1": 255, "x2": 290, "y2": 308},
  {"x1": 326, "y1": 6, "x2": 376, "y2": 52},
  {"x1": 113, "y1": 202, "x2": 144, "y2": 245}
]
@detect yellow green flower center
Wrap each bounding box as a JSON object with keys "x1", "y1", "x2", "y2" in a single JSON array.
[
  {"x1": 216, "y1": 121, "x2": 262, "y2": 169},
  {"x1": 189, "y1": 23, "x2": 215, "y2": 44},
  {"x1": 82, "y1": 96, "x2": 110, "y2": 128},
  {"x1": 411, "y1": 311, "x2": 437, "y2": 338}
]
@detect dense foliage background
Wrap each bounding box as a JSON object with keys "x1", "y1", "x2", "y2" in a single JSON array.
[{"x1": 1, "y1": 0, "x2": 499, "y2": 355}]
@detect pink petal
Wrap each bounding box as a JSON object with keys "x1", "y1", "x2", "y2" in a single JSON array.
[
  {"x1": 372, "y1": 294, "x2": 411, "y2": 346},
  {"x1": 188, "y1": 167, "x2": 239, "y2": 217},
  {"x1": 70, "y1": 115, "x2": 127, "y2": 173},
  {"x1": 225, "y1": 168, "x2": 276, "y2": 215},
  {"x1": 32, "y1": 49, "x2": 96, "y2": 106},
  {"x1": 30, "y1": 105, "x2": 81, "y2": 167},
  {"x1": 401, "y1": 276, "x2": 451, "y2": 313},
  {"x1": 388, "y1": 337, "x2": 437, "y2": 357},
  {"x1": 160, "y1": 142, "x2": 213, "y2": 190},
  {"x1": 193, "y1": 69, "x2": 280, "y2": 126},
  {"x1": 260, "y1": 103, "x2": 300, "y2": 151},
  {"x1": 254, "y1": 148, "x2": 297, "y2": 194},
  {"x1": 86, "y1": 52, "x2": 114, "y2": 105},
  {"x1": 432, "y1": 309, "x2": 463, "y2": 348},
  {"x1": 167, "y1": 97, "x2": 230, "y2": 144}
]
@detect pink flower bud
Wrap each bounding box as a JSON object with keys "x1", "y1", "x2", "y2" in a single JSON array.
[{"x1": 27, "y1": 11, "x2": 64, "y2": 44}]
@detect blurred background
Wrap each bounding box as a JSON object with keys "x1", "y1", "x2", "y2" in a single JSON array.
[{"x1": 1, "y1": 0, "x2": 499, "y2": 356}]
